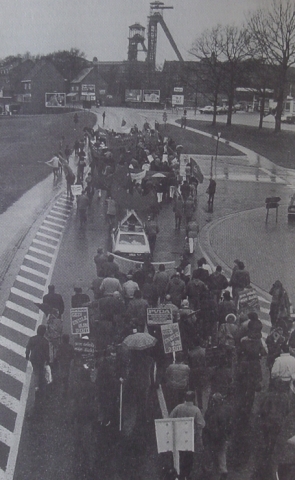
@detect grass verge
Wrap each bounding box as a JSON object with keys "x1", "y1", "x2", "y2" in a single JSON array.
[
  {"x1": 0, "y1": 111, "x2": 96, "y2": 213},
  {"x1": 184, "y1": 119, "x2": 295, "y2": 169}
]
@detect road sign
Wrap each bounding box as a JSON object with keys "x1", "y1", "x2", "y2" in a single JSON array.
[
  {"x1": 174, "y1": 87, "x2": 183, "y2": 93},
  {"x1": 155, "y1": 418, "x2": 194, "y2": 474},
  {"x1": 147, "y1": 308, "x2": 173, "y2": 326},
  {"x1": 70, "y1": 307, "x2": 90, "y2": 335},
  {"x1": 161, "y1": 323, "x2": 182, "y2": 354},
  {"x1": 172, "y1": 94, "x2": 184, "y2": 105},
  {"x1": 238, "y1": 287, "x2": 260, "y2": 314}
]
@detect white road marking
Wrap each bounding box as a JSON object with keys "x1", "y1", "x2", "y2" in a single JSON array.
[
  {"x1": 43, "y1": 219, "x2": 63, "y2": 232},
  {"x1": 24, "y1": 254, "x2": 51, "y2": 267},
  {"x1": 1, "y1": 316, "x2": 35, "y2": 338},
  {"x1": 0, "y1": 389, "x2": 20, "y2": 413},
  {"x1": 258, "y1": 296, "x2": 270, "y2": 304},
  {"x1": 11, "y1": 287, "x2": 42, "y2": 304},
  {"x1": 20, "y1": 265, "x2": 48, "y2": 280},
  {"x1": 46, "y1": 214, "x2": 66, "y2": 223},
  {"x1": 0, "y1": 359, "x2": 26, "y2": 384},
  {"x1": 29, "y1": 246, "x2": 54, "y2": 258},
  {"x1": 5, "y1": 301, "x2": 39, "y2": 321},
  {"x1": 0, "y1": 335, "x2": 26, "y2": 357},
  {"x1": 38, "y1": 225, "x2": 61, "y2": 235},
  {"x1": 50, "y1": 209, "x2": 68, "y2": 217},
  {"x1": 0, "y1": 425, "x2": 13, "y2": 447},
  {"x1": 260, "y1": 306, "x2": 270, "y2": 315},
  {"x1": 32, "y1": 239, "x2": 56, "y2": 250},
  {"x1": 35, "y1": 232, "x2": 59, "y2": 243},
  {"x1": 16, "y1": 275, "x2": 44, "y2": 291}
]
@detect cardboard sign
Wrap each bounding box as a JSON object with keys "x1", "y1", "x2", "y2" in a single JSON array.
[
  {"x1": 74, "y1": 338, "x2": 96, "y2": 361},
  {"x1": 70, "y1": 307, "x2": 90, "y2": 335},
  {"x1": 147, "y1": 308, "x2": 173, "y2": 326},
  {"x1": 238, "y1": 287, "x2": 260, "y2": 314},
  {"x1": 155, "y1": 418, "x2": 194, "y2": 453},
  {"x1": 71, "y1": 184, "x2": 82, "y2": 196},
  {"x1": 161, "y1": 323, "x2": 182, "y2": 354}
]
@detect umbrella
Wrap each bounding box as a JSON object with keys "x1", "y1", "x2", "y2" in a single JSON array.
[
  {"x1": 122, "y1": 332, "x2": 157, "y2": 350},
  {"x1": 151, "y1": 172, "x2": 166, "y2": 178},
  {"x1": 34, "y1": 302, "x2": 52, "y2": 316}
]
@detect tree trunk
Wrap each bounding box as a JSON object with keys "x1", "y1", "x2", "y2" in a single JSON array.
[{"x1": 258, "y1": 93, "x2": 265, "y2": 130}]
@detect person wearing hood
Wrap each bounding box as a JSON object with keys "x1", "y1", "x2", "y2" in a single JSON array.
[
  {"x1": 166, "y1": 272, "x2": 186, "y2": 308},
  {"x1": 269, "y1": 280, "x2": 291, "y2": 328}
]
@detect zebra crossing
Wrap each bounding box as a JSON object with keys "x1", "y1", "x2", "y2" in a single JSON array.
[{"x1": 0, "y1": 193, "x2": 73, "y2": 479}]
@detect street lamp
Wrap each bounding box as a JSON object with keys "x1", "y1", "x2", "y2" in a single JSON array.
[{"x1": 214, "y1": 132, "x2": 221, "y2": 178}]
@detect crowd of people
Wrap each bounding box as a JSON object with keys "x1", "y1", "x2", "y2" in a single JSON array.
[{"x1": 24, "y1": 118, "x2": 295, "y2": 480}]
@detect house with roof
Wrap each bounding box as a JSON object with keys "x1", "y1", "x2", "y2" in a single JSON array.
[
  {"x1": 69, "y1": 59, "x2": 108, "y2": 105},
  {"x1": 15, "y1": 59, "x2": 65, "y2": 114},
  {"x1": 0, "y1": 59, "x2": 34, "y2": 113}
]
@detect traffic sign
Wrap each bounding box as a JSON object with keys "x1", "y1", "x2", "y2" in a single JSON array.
[
  {"x1": 70, "y1": 307, "x2": 90, "y2": 335},
  {"x1": 161, "y1": 323, "x2": 182, "y2": 354},
  {"x1": 147, "y1": 308, "x2": 173, "y2": 326}
]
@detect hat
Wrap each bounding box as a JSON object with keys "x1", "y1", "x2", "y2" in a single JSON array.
[
  {"x1": 225, "y1": 313, "x2": 236, "y2": 324},
  {"x1": 181, "y1": 300, "x2": 189, "y2": 308}
]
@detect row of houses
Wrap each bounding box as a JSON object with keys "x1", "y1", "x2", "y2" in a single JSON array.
[{"x1": 1, "y1": 56, "x2": 295, "y2": 115}]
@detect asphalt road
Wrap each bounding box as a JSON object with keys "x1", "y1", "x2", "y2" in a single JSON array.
[{"x1": 1, "y1": 106, "x2": 293, "y2": 479}]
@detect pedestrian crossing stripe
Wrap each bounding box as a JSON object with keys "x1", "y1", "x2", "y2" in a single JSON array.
[{"x1": 0, "y1": 193, "x2": 73, "y2": 477}]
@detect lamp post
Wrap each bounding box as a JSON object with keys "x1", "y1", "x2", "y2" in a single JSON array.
[{"x1": 214, "y1": 132, "x2": 221, "y2": 178}]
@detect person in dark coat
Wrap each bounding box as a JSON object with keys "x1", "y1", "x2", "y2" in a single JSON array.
[
  {"x1": 203, "y1": 393, "x2": 233, "y2": 479},
  {"x1": 207, "y1": 178, "x2": 216, "y2": 210},
  {"x1": 94, "y1": 248, "x2": 108, "y2": 277},
  {"x1": 43, "y1": 285, "x2": 65, "y2": 318},
  {"x1": 26, "y1": 325, "x2": 50, "y2": 401},
  {"x1": 71, "y1": 287, "x2": 90, "y2": 308},
  {"x1": 56, "y1": 334, "x2": 75, "y2": 395},
  {"x1": 186, "y1": 272, "x2": 207, "y2": 311},
  {"x1": 229, "y1": 260, "x2": 250, "y2": 301},
  {"x1": 126, "y1": 290, "x2": 149, "y2": 331},
  {"x1": 153, "y1": 264, "x2": 169, "y2": 303},
  {"x1": 100, "y1": 254, "x2": 120, "y2": 278},
  {"x1": 166, "y1": 272, "x2": 186, "y2": 308},
  {"x1": 208, "y1": 266, "x2": 229, "y2": 303},
  {"x1": 180, "y1": 181, "x2": 191, "y2": 201},
  {"x1": 218, "y1": 291, "x2": 236, "y2": 326},
  {"x1": 173, "y1": 193, "x2": 184, "y2": 230},
  {"x1": 142, "y1": 274, "x2": 158, "y2": 307},
  {"x1": 192, "y1": 258, "x2": 210, "y2": 285}
]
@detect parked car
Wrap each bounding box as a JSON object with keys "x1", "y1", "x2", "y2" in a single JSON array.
[
  {"x1": 111, "y1": 210, "x2": 151, "y2": 261},
  {"x1": 288, "y1": 194, "x2": 295, "y2": 219},
  {"x1": 199, "y1": 105, "x2": 214, "y2": 114},
  {"x1": 217, "y1": 106, "x2": 229, "y2": 114}
]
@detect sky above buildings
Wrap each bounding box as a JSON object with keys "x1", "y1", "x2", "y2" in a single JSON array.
[{"x1": 0, "y1": 0, "x2": 266, "y2": 64}]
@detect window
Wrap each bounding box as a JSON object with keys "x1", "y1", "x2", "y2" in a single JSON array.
[{"x1": 118, "y1": 234, "x2": 146, "y2": 246}]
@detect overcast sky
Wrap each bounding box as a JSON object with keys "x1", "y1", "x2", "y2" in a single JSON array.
[{"x1": 0, "y1": 0, "x2": 266, "y2": 64}]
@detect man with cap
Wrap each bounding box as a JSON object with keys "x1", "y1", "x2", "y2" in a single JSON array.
[
  {"x1": 43, "y1": 285, "x2": 64, "y2": 318},
  {"x1": 170, "y1": 390, "x2": 205, "y2": 480},
  {"x1": 94, "y1": 248, "x2": 108, "y2": 277}
]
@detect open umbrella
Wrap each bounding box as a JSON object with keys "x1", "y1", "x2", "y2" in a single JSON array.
[{"x1": 122, "y1": 332, "x2": 157, "y2": 350}]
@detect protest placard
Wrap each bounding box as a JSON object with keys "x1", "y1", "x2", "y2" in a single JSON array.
[
  {"x1": 70, "y1": 307, "x2": 90, "y2": 335},
  {"x1": 71, "y1": 184, "x2": 83, "y2": 196},
  {"x1": 238, "y1": 287, "x2": 260, "y2": 314},
  {"x1": 147, "y1": 308, "x2": 172, "y2": 326},
  {"x1": 161, "y1": 323, "x2": 182, "y2": 354}
]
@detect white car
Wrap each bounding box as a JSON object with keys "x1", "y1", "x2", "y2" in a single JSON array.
[
  {"x1": 199, "y1": 105, "x2": 214, "y2": 114},
  {"x1": 111, "y1": 210, "x2": 151, "y2": 261}
]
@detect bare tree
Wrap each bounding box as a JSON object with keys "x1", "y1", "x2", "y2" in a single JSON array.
[
  {"x1": 220, "y1": 25, "x2": 251, "y2": 126},
  {"x1": 190, "y1": 25, "x2": 225, "y2": 126},
  {"x1": 248, "y1": 0, "x2": 295, "y2": 132}
]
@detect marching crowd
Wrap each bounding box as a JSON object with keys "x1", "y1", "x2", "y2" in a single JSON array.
[{"x1": 24, "y1": 119, "x2": 295, "y2": 480}]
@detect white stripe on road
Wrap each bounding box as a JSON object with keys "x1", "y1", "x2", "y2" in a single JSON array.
[
  {"x1": 1, "y1": 316, "x2": 35, "y2": 338},
  {"x1": 20, "y1": 265, "x2": 48, "y2": 280},
  {"x1": 29, "y1": 246, "x2": 54, "y2": 258},
  {"x1": 258, "y1": 296, "x2": 270, "y2": 304},
  {"x1": 24, "y1": 254, "x2": 51, "y2": 268},
  {"x1": 261, "y1": 318, "x2": 271, "y2": 328},
  {"x1": 46, "y1": 214, "x2": 66, "y2": 223},
  {"x1": 5, "y1": 301, "x2": 39, "y2": 321},
  {"x1": 260, "y1": 306, "x2": 270, "y2": 315},
  {"x1": 0, "y1": 359, "x2": 26, "y2": 384},
  {"x1": 0, "y1": 335, "x2": 26, "y2": 357},
  {"x1": 16, "y1": 275, "x2": 44, "y2": 291},
  {"x1": 11, "y1": 287, "x2": 42, "y2": 304},
  {"x1": 0, "y1": 389, "x2": 21, "y2": 414},
  {"x1": 32, "y1": 239, "x2": 56, "y2": 250},
  {"x1": 38, "y1": 225, "x2": 61, "y2": 236},
  {"x1": 52, "y1": 205, "x2": 71, "y2": 213},
  {"x1": 50, "y1": 210, "x2": 68, "y2": 218},
  {"x1": 36, "y1": 232, "x2": 59, "y2": 243},
  {"x1": 0, "y1": 425, "x2": 13, "y2": 447},
  {"x1": 43, "y1": 219, "x2": 64, "y2": 228}
]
